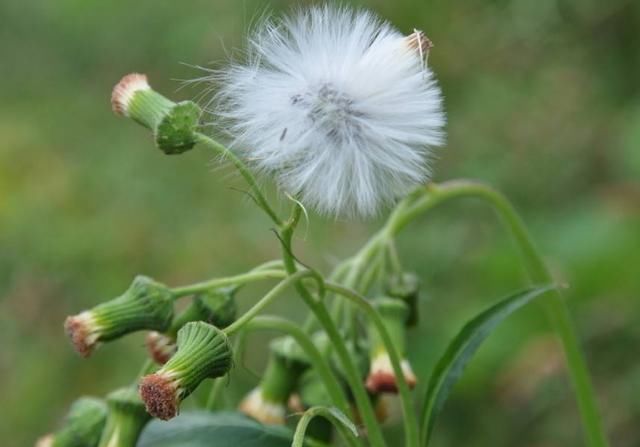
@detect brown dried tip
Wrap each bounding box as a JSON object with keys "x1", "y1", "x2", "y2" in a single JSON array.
[
  {"x1": 405, "y1": 30, "x2": 433, "y2": 58},
  {"x1": 139, "y1": 373, "x2": 179, "y2": 420},
  {"x1": 146, "y1": 332, "x2": 177, "y2": 365},
  {"x1": 111, "y1": 73, "x2": 149, "y2": 116},
  {"x1": 64, "y1": 312, "x2": 98, "y2": 358},
  {"x1": 365, "y1": 355, "x2": 417, "y2": 394}
]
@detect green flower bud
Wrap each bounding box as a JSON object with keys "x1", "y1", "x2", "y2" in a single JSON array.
[
  {"x1": 386, "y1": 272, "x2": 421, "y2": 326},
  {"x1": 43, "y1": 397, "x2": 107, "y2": 447},
  {"x1": 145, "y1": 288, "x2": 237, "y2": 365},
  {"x1": 65, "y1": 276, "x2": 174, "y2": 357},
  {"x1": 97, "y1": 388, "x2": 151, "y2": 447},
  {"x1": 196, "y1": 287, "x2": 238, "y2": 329},
  {"x1": 139, "y1": 321, "x2": 232, "y2": 420},
  {"x1": 365, "y1": 298, "x2": 417, "y2": 394},
  {"x1": 111, "y1": 73, "x2": 201, "y2": 155},
  {"x1": 239, "y1": 336, "x2": 313, "y2": 425}
]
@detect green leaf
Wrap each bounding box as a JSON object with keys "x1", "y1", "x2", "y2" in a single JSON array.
[
  {"x1": 291, "y1": 406, "x2": 359, "y2": 447},
  {"x1": 420, "y1": 285, "x2": 555, "y2": 446},
  {"x1": 137, "y1": 411, "x2": 295, "y2": 447}
]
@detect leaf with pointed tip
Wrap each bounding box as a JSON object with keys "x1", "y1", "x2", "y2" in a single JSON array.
[{"x1": 420, "y1": 285, "x2": 555, "y2": 446}]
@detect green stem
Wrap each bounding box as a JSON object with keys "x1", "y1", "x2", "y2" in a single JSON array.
[
  {"x1": 326, "y1": 283, "x2": 421, "y2": 447},
  {"x1": 171, "y1": 269, "x2": 286, "y2": 298},
  {"x1": 194, "y1": 132, "x2": 282, "y2": 225},
  {"x1": 244, "y1": 315, "x2": 351, "y2": 416},
  {"x1": 279, "y1": 206, "x2": 387, "y2": 447},
  {"x1": 292, "y1": 406, "x2": 360, "y2": 447},
  {"x1": 205, "y1": 376, "x2": 226, "y2": 410},
  {"x1": 387, "y1": 180, "x2": 607, "y2": 447},
  {"x1": 223, "y1": 270, "x2": 318, "y2": 336}
]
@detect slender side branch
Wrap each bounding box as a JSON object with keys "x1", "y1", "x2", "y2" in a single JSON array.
[
  {"x1": 326, "y1": 282, "x2": 421, "y2": 447},
  {"x1": 244, "y1": 315, "x2": 351, "y2": 416},
  {"x1": 194, "y1": 132, "x2": 282, "y2": 225}
]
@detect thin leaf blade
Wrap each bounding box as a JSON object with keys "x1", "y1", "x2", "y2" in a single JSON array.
[{"x1": 420, "y1": 285, "x2": 555, "y2": 445}]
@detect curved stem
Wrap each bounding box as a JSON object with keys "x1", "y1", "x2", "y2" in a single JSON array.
[
  {"x1": 292, "y1": 406, "x2": 360, "y2": 447},
  {"x1": 326, "y1": 282, "x2": 421, "y2": 447},
  {"x1": 244, "y1": 315, "x2": 351, "y2": 416},
  {"x1": 223, "y1": 270, "x2": 317, "y2": 336},
  {"x1": 279, "y1": 205, "x2": 387, "y2": 447},
  {"x1": 386, "y1": 180, "x2": 607, "y2": 447},
  {"x1": 194, "y1": 132, "x2": 282, "y2": 226},
  {"x1": 171, "y1": 269, "x2": 286, "y2": 298}
]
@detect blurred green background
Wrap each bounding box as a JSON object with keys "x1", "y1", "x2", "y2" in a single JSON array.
[{"x1": 1, "y1": 0, "x2": 639, "y2": 446}]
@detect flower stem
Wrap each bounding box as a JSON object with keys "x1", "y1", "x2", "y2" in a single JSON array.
[
  {"x1": 244, "y1": 315, "x2": 351, "y2": 416},
  {"x1": 223, "y1": 270, "x2": 319, "y2": 336},
  {"x1": 171, "y1": 269, "x2": 286, "y2": 298},
  {"x1": 279, "y1": 205, "x2": 388, "y2": 447},
  {"x1": 194, "y1": 132, "x2": 282, "y2": 226},
  {"x1": 387, "y1": 180, "x2": 608, "y2": 447},
  {"x1": 326, "y1": 282, "x2": 421, "y2": 447}
]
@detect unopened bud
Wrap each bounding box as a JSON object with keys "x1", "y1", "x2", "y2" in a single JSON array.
[
  {"x1": 65, "y1": 276, "x2": 174, "y2": 357},
  {"x1": 112, "y1": 73, "x2": 201, "y2": 155},
  {"x1": 97, "y1": 388, "x2": 150, "y2": 447},
  {"x1": 239, "y1": 336, "x2": 311, "y2": 424},
  {"x1": 144, "y1": 288, "x2": 237, "y2": 365},
  {"x1": 386, "y1": 272, "x2": 421, "y2": 326},
  {"x1": 40, "y1": 397, "x2": 107, "y2": 447},
  {"x1": 139, "y1": 321, "x2": 232, "y2": 420},
  {"x1": 365, "y1": 298, "x2": 417, "y2": 393}
]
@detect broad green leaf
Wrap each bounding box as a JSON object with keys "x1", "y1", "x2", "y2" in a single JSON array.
[
  {"x1": 420, "y1": 285, "x2": 555, "y2": 446},
  {"x1": 137, "y1": 411, "x2": 294, "y2": 447}
]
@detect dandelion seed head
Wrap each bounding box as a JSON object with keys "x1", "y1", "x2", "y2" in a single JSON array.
[{"x1": 214, "y1": 6, "x2": 446, "y2": 218}]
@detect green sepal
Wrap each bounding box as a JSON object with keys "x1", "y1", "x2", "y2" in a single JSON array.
[
  {"x1": 97, "y1": 388, "x2": 151, "y2": 447},
  {"x1": 126, "y1": 87, "x2": 201, "y2": 155},
  {"x1": 368, "y1": 298, "x2": 409, "y2": 357},
  {"x1": 197, "y1": 287, "x2": 238, "y2": 328},
  {"x1": 92, "y1": 275, "x2": 174, "y2": 342},
  {"x1": 164, "y1": 321, "x2": 233, "y2": 399},
  {"x1": 51, "y1": 397, "x2": 107, "y2": 447},
  {"x1": 154, "y1": 101, "x2": 201, "y2": 154},
  {"x1": 386, "y1": 272, "x2": 420, "y2": 326}
]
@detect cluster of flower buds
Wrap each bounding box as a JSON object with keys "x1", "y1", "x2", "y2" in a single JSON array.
[
  {"x1": 139, "y1": 321, "x2": 233, "y2": 420},
  {"x1": 36, "y1": 397, "x2": 107, "y2": 447},
  {"x1": 64, "y1": 276, "x2": 174, "y2": 357},
  {"x1": 365, "y1": 297, "x2": 417, "y2": 394},
  {"x1": 146, "y1": 287, "x2": 237, "y2": 364},
  {"x1": 111, "y1": 73, "x2": 201, "y2": 155},
  {"x1": 239, "y1": 336, "x2": 313, "y2": 425},
  {"x1": 97, "y1": 387, "x2": 151, "y2": 447}
]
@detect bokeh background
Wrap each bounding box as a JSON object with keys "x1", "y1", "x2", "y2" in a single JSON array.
[{"x1": 1, "y1": 0, "x2": 639, "y2": 446}]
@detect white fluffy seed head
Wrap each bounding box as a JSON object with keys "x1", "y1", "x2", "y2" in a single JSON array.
[{"x1": 213, "y1": 6, "x2": 446, "y2": 218}]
